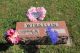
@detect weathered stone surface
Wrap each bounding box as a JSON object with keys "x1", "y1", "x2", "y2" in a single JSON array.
[{"x1": 16, "y1": 21, "x2": 69, "y2": 41}]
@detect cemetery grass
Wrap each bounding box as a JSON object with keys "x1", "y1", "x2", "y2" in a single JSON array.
[{"x1": 0, "y1": 0, "x2": 80, "y2": 53}]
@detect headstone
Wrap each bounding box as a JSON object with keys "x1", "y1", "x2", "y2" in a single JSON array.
[{"x1": 16, "y1": 21, "x2": 70, "y2": 45}]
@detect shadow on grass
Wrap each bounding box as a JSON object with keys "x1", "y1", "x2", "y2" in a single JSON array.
[
  {"x1": 0, "y1": 42, "x2": 12, "y2": 51},
  {"x1": 0, "y1": 42, "x2": 40, "y2": 53},
  {"x1": 19, "y1": 42, "x2": 40, "y2": 53},
  {"x1": 0, "y1": 36, "x2": 51, "y2": 53},
  {"x1": 19, "y1": 36, "x2": 52, "y2": 53}
]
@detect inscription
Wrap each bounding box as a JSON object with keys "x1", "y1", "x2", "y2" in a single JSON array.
[
  {"x1": 24, "y1": 23, "x2": 59, "y2": 28},
  {"x1": 17, "y1": 29, "x2": 39, "y2": 35}
]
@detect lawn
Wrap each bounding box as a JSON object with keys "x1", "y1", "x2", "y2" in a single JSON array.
[{"x1": 0, "y1": 0, "x2": 80, "y2": 53}]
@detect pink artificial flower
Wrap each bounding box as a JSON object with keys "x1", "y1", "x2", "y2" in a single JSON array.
[
  {"x1": 7, "y1": 32, "x2": 21, "y2": 44},
  {"x1": 37, "y1": 7, "x2": 46, "y2": 20},
  {"x1": 26, "y1": 7, "x2": 46, "y2": 22},
  {"x1": 6, "y1": 29, "x2": 21, "y2": 44},
  {"x1": 27, "y1": 13, "x2": 38, "y2": 22},
  {"x1": 7, "y1": 29, "x2": 15, "y2": 36}
]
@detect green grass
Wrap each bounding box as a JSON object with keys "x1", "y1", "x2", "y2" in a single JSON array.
[{"x1": 0, "y1": 0, "x2": 80, "y2": 53}]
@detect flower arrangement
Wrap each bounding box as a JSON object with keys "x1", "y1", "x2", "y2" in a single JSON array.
[
  {"x1": 5, "y1": 29, "x2": 21, "y2": 44},
  {"x1": 46, "y1": 26, "x2": 58, "y2": 44},
  {"x1": 26, "y1": 7, "x2": 46, "y2": 22}
]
